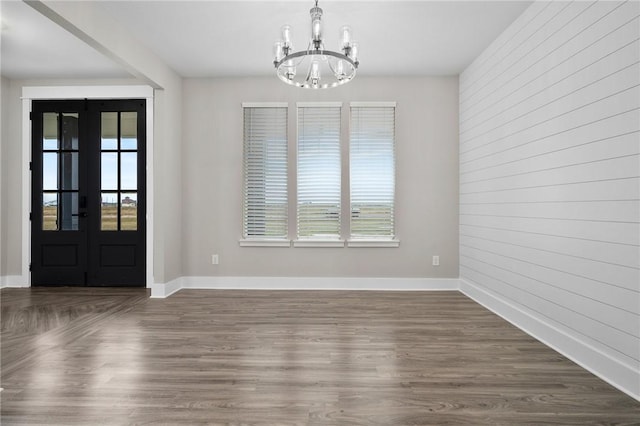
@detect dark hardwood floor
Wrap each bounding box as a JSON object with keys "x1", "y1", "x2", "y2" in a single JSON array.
[{"x1": 1, "y1": 287, "x2": 638, "y2": 425}]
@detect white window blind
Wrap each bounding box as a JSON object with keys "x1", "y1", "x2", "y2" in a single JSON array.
[
  {"x1": 297, "y1": 104, "x2": 341, "y2": 240},
  {"x1": 350, "y1": 103, "x2": 396, "y2": 240},
  {"x1": 242, "y1": 105, "x2": 288, "y2": 239}
]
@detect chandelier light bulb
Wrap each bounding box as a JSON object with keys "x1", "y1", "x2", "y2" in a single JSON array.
[
  {"x1": 335, "y1": 60, "x2": 344, "y2": 78},
  {"x1": 340, "y1": 26, "x2": 352, "y2": 49},
  {"x1": 311, "y1": 6, "x2": 323, "y2": 45},
  {"x1": 350, "y1": 42, "x2": 359, "y2": 63},
  {"x1": 273, "y1": 1, "x2": 358, "y2": 89},
  {"x1": 274, "y1": 41, "x2": 284, "y2": 62},
  {"x1": 281, "y1": 25, "x2": 292, "y2": 49},
  {"x1": 310, "y1": 61, "x2": 321, "y2": 85},
  {"x1": 285, "y1": 60, "x2": 296, "y2": 80}
]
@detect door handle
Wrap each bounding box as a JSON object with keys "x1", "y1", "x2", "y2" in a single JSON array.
[{"x1": 72, "y1": 212, "x2": 88, "y2": 218}]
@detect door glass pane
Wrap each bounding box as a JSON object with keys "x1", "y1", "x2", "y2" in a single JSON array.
[
  {"x1": 43, "y1": 153, "x2": 58, "y2": 190},
  {"x1": 121, "y1": 152, "x2": 137, "y2": 190},
  {"x1": 61, "y1": 113, "x2": 79, "y2": 150},
  {"x1": 101, "y1": 192, "x2": 118, "y2": 231},
  {"x1": 101, "y1": 153, "x2": 118, "y2": 190},
  {"x1": 42, "y1": 193, "x2": 58, "y2": 231},
  {"x1": 121, "y1": 112, "x2": 137, "y2": 149},
  {"x1": 60, "y1": 152, "x2": 79, "y2": 190},
  {"x1": 60, "y1": 192, "x2": 79, "y2": 231},
  {"x1": 101, "y1": 112, "x2": 118, "y2": 150},
  {"x1": 43, "y1": 113, "x2": 58, "y2": 150},
  {"x1": 120, "y1": 192, "x2": 137, "y2": 231}
]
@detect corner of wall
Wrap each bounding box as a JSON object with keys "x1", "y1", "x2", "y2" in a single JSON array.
[
  {"x1": 150, "y1": 276, "x2": 183, "y2": 298},
  {"x1": 0, "y1": 276, "x2": 29, "y2": 289},
  {"x1": 460, "y1": 279, "x2": 639, "y2": 401}
]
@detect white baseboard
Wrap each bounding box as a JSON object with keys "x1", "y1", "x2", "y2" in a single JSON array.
[
  {"x1": 459, "y1": 278, "x2": 640, "y2": 402},
  {"x1": 150, "y1": 276, "x2": 183, "y2": 298},
  {"x1": 181, "y1": 276, "x2": 460, "y2": 291},
  {"x1": 0, "y1": 276, "x2": 29, "y2": 288}
]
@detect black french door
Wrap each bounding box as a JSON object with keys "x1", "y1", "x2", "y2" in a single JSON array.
[{"x1": 31, "y1": 99, "x2": 146, "y2": 287}]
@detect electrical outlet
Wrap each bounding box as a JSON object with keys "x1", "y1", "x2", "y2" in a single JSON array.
[
  {"x1": 432, "y1": 255, "x2": 440, "y2": 266},
  {"x1": 211, "y1": 254, "x2": 219, "y2": 265}
]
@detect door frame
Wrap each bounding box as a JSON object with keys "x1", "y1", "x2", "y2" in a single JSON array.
[{"x1": 21, "y1": 85, "x2": 154, "y2": 289}]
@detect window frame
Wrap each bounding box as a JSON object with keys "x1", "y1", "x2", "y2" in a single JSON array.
[
  {"x1": 238, "y1": 101, "x2": 399, "y2": 248},
  {"x1": 239, "y1": 102, "x2": 291, "y2": 247},
  {"x1": 347, "y1": 101, "x2": 399, "y2": 248},
  {"x1": 293, "y1": 102, "x2": 345, "y2": 247}
]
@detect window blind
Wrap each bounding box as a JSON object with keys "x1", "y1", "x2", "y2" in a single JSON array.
[
  {"x1": 297, "y1": 105, "x2": 341, "y2": 239},
  {"x1": 350, "y1": 104, "x2": 396, "y2": 239},
  {"x1": 242, "y1": 106, "x2": 288, "y2": 239}
]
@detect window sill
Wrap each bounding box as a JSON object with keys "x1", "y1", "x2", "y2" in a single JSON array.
[
  {"x1": 239, "y1": 239, "x2": 291, "y2": 247},
  {"x1": 293, "y1": 240, "x2": 345, "y2": 248},
  {"x1": 347, "y1": 239, "x2": 400, "y2": 248},
  {"x1": 238, "y1": 239, "x2": 398, "y2": 248}
]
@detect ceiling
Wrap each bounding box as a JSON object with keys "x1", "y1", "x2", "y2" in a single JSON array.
[
  {"x1": 0, "y1": 0, "x2": 130, "y2": 79},
  {"x1": 1, "y1": 1, "x2": 532, "y2": 80}
]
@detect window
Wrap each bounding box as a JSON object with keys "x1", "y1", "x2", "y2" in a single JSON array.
[
  {"x1": 349, "y1": 103, "x2": 397, "y2": 245},
  {"x1": 296, "y1": 103, "x2": 342, "y2": 244},
  {"x1": 241, "y1": 103, "x2": 289, "y2": 245},
  {"x1": 240, "y1": 101, "x2": 398, "y2": 248}
]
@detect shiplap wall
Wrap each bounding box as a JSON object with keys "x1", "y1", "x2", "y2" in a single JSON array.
[{"x1": 458, "y1": 0, "x2": 640, "y2": 399}]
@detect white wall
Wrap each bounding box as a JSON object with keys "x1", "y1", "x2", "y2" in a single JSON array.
[
  {"x1": 459, "y1": 1, "x2": 639, "y2": 399},
  {"x1": 181, "y1": 76, "x2": 459, "y2": 279}
]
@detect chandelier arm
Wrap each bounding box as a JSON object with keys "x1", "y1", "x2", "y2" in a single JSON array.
[
  {"x1": 291, "y1": 49, "x2": 309, "y2": 69},
  {"x1": 304, "y1": 61, "x2": 313, "y2": 84},
  {"x1": 326, "y1": 56, "x2": 340, "y2": 75}
]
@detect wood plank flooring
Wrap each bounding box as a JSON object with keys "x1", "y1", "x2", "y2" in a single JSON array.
[{"x1": 1, "y1": 287, "x2": 639, "y2": 425}]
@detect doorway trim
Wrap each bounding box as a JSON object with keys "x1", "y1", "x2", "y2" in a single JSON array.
[{"x1": 21, "y1": 85, "x2": 154, "y2": 289}]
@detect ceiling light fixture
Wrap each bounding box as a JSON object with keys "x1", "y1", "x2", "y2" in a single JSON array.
[{"x1": 273, "y1": 0, "x2": 359, "y2": 89}]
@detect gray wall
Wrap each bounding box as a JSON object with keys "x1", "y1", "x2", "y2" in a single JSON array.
[
  {"x1": 181, "y1": 76, "x2": 459, "y2": 278},
  {"x1": 1, "y1": 77, "x2": 23, "y2": 278},
  {"x1": 0, "y1": 76, "x2": 7, "y2": 277},
  {"x1": 152, "y1": 82, "x2": 184, "y2": 284},
  {"x1": 0, "y1": 77, "x2": 183, "y2": 285},
  {"x1": 459, "y1": 1, "x2": 639, "y2": 396}
]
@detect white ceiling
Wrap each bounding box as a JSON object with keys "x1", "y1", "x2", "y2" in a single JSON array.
[
  {"x1": 0, "y1": 0, "x2": 130, "y2": 79},
  {"x1": 1, "y1": 0, "x2": 532, "y2": 80}
]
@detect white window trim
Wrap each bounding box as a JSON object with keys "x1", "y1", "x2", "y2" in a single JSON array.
[
  {"x1": 296, "y1": 101, "x2": 343, "y2": 108},
  {"x1": 241, "y1": 102, "x2": 288, "y2": 108},
  {"x1": 347, "y1": 239, "x2": 400, "y2": 248},
  {"x1": 350, "y1": 101, "x2": 397, "y2": 108},
  {"x1": 239, "y1": 239, "x2": 291, "y2": 247},
  {"x1": 293, "y1": 239, "x2": 345, "y2": 248}
]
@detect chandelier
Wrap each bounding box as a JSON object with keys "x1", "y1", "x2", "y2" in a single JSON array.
[{"x1": 273, "y1": 1, "x2": 359, "y2": 89}]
